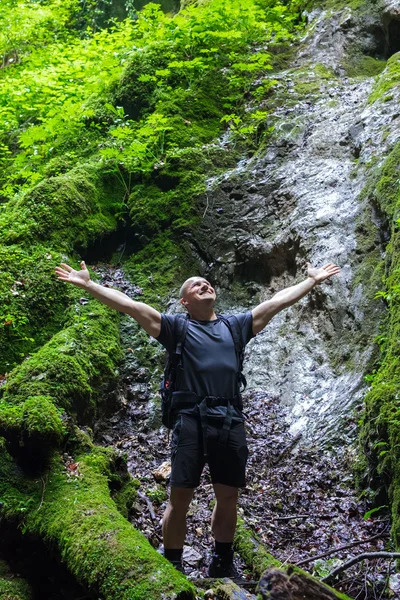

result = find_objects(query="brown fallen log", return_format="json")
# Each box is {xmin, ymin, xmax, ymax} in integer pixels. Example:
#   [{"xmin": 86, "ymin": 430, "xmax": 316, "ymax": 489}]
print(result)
[{"xmin": 257, "ymin": 567, "xmax": 350, "ymax": 600}]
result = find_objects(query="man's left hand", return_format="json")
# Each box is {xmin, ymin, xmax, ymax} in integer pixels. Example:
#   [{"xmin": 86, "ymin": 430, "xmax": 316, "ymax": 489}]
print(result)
[{"xmin": 307, "ymin": 262, "xmax": 341, "ymax": 284}]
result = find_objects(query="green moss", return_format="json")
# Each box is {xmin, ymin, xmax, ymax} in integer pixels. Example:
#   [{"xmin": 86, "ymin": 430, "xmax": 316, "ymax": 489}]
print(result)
[
  {"xmin": 0, "ymin": 164, "xmax": 123, "ymax": 251},
  {"xmin": 343, "ymin": 56, "xmax": 386, "ymax": 79},
  {"xmin": 0, "ymin": 396, "xmax": 67, "ymax": 447},
  {"xmin": 234, "ymin": 517, "xmax": 280, "ymax": 578},
  {"xmin": 0, "ymin": 300, "xmax": 122, "ymax": 451},
  {"xmin": 113, "ymin": 478, "xmax": 141, "ymax": 519},
  {"xmin": 0, "ymin": 244, "xmax": 75, "ymax": 372},
  {"xmin": 369, "ymin": 52, "xmax": 400, "ymax": 104},
  {"xmin": 0, "ymin": 443, "xmax": 195, "ymax": 600},
  {"xmin": 123, "ymin": 233, "xmax": 199, "ymax": 310},
  {"xmin": 359, "ymin": 141, "xmax": 400, "ymax": 549},
  {"xmin": 127, "ymin": 144, "xmax": 238, "ymax": 239},
  {"xmin": 0, "ymin": 560, "xmax": 32, "ymax": 600},
  {"xmin": 269, "ymin": 63, "xmax": 338, "ymax": 110}
]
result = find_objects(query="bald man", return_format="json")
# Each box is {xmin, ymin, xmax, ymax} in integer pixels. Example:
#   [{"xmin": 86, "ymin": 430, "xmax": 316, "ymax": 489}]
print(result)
[{"xmin": 56, "ymin": 261, "xmax": 340, "ymax": 576}]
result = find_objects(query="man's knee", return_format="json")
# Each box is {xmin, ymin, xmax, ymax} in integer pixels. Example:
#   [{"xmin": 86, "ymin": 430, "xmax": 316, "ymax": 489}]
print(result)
[
  {"xmin": 168, "ymin": 486, "xmax": 194, "ymax": 512},
  {"xmin": 213, "ymin": 484, "xmax": 238, "ymax": 507}
]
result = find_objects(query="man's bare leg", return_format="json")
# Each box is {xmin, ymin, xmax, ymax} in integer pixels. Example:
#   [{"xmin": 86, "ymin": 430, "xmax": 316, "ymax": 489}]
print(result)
[
  {"xmin": 211, "ymin": 483, "xmax": 238, "ymax": 542},
  {"xmin": 208, "ymin": 483, "xmax": 239, "ymax": 577},
  {"xmin": 162, "ymin": 486, "xmax": 194, "ymax": 550}
]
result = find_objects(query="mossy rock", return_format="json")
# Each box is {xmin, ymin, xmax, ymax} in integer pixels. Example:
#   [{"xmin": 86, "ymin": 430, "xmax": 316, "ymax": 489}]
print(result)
[
  {"xmin": 0, "ymin": 395, "xmax": 67, "ymax": 448},
  {"xmin": 0, "ymin": 164, "xmax": 123, "ymax": 251},
  {"xmin": 369, "ymin": 52, "xmax": 400, "ymax": 104},
  {"xmin": 0, "ymin": 301, "xmax": 122, "ymax": 451},
  {"xmin": 342, "ymin": 55, "xmax": 386, "ymax": 79},
  {"xmin": 0, "ymin": 443, "xmax": 195, "ymax": 600},
  {"xmin": 359, "ymin": 140, "xmax": 400, "ymax": 550},
  {"xmin": 123, "ymin": 233, "xmax": 199, "ymax": 310}
]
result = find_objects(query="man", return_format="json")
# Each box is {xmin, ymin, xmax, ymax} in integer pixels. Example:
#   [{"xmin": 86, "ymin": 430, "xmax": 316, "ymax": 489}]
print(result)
[{"xmin": 56, "ymin": 260, "xmax": 340, "ymax": 576}]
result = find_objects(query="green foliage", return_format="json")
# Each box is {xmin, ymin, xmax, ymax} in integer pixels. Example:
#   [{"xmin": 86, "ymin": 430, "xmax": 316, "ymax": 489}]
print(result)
[
  {"xmin": 0, "ymin": 245, "xmax": 74, "ymax": 371},
  {"xmin": 146, "ymin": 486, "xmax": 168, "ymax": 505},
  {"xmin": 0, "ymin": 0, "xmax": 302, "ymax": 237}
]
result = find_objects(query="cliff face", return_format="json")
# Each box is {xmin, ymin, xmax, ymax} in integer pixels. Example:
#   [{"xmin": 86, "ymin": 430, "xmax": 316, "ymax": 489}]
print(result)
[
  {"xmin": 189, "ymin": 2, "xmax": 399, "ymax": 445},
  {"xmin": 0, "ymin": 0, "xmax": 400, "ymax": 596}
]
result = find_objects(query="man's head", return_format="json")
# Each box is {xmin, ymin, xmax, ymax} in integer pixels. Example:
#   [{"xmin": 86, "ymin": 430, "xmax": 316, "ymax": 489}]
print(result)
[{"xmin": 179, "ymin": 277, "xmax": 216, "ymax": 313}]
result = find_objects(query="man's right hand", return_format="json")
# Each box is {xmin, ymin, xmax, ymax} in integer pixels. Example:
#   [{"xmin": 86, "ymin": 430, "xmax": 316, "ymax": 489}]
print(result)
[
  {"xmin": 56, "ymin": 261, "xmax": 90, "ymax": 289},
  {"xmin": 55, "ymin": 260, "xmax": 162, "ymax": 337}
]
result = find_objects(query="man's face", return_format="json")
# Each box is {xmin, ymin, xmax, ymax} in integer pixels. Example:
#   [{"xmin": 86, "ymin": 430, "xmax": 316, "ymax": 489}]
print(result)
[{"xmin": 180, "ymin": 277, "xmax": 216, "ymax": 309}]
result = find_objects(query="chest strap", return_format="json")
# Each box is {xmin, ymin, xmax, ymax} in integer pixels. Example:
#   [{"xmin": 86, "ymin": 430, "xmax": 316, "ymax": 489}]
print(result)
[{"xmin": 171, "ymin": 392, "xmax": 243, "ymax": 457}]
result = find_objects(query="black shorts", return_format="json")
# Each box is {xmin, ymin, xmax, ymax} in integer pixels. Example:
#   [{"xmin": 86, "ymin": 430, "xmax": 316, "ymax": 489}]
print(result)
[{"xmin": 170, "ymin": 413, "xmax": 248, "ymax": 489}]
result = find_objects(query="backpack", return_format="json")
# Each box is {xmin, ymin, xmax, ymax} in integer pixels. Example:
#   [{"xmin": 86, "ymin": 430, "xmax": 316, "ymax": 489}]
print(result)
[{"xmin": 160, "ymin": 313, "xmax": 247, "ymax": 428}]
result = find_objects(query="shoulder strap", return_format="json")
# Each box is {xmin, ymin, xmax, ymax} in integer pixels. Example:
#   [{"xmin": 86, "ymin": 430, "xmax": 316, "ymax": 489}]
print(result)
[
  {"xmin": 219, "ymin": 314, "xmax": 247, "ymax": 392},
  {"xmin": 171, "ymin": 313, "xmax": 190, "ymax": 364}
]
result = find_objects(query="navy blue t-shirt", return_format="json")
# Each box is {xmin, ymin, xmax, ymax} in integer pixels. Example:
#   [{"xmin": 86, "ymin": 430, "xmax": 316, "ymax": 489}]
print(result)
[{"xmin": 156, "ymin": 312, "xmax": 254, "ymax": 419}]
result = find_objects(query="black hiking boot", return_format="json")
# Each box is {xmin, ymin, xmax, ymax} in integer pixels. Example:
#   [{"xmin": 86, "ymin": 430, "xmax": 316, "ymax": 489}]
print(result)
[
  {"xmin": 207, "ymin": 551, "xmax": 237, "ymax": 578},
  {"xmin": 169, "ymin": 560, "xmax": 185, "ymax": 574}
]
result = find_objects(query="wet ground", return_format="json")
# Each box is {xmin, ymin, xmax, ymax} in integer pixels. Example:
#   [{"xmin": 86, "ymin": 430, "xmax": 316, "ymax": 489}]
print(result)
[{"xmin": 96, "ymin": 381, "xmax": 395, "ymax": 599}]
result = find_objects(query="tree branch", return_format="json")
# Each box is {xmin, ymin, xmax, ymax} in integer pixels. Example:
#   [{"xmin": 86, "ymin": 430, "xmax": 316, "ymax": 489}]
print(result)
[
  {"xmin": 296, "ymin": 532, "xmax": 387, "ymax": 567},
  {"xmin": 322, "ymin": 552, "xmax": 400, "ymax": 583}
]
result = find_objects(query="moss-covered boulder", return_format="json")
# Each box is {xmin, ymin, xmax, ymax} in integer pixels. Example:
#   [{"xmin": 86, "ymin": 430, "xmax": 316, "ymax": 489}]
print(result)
[
  {"xmin": 0, "ymin": 300, "xmax": 122, "ymax": 451},
  {"xmin": 0, "ymin": 244, "xmax": 74, "ymax": 372},
  {"xmin": 0, "ymin": 439, "xmax": 195, "ymax": 600},
  {"xmin": 0, "ymin": 164, "xmax": 123, "ymax": 251},
  {"xmin": 369, "ymin": 51, "xmax": 400, "ymax": 104}
]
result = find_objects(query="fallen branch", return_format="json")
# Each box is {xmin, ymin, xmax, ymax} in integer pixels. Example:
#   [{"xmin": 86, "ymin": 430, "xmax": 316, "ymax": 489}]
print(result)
[
  {"xmin": 137, "ymin": 490, "xmax": 157, "ymax": 523},
  {"xmin": 273, "ymin": 433, "xmax": 302, "ymax": 465},
  {"xmin": 296, "ymin": 531, "xmax": 387, "ymax": 566},
  {"xmin": 322, "ymin": 552, "xmax": 400, "ymax": 583},
  {"xmin": 275, "ymin": 514, "xmax": 335, "ymax": 521}
]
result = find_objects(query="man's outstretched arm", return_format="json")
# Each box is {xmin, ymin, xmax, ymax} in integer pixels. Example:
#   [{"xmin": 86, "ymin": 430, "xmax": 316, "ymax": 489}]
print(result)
[
  {"xmin": 55, "ymin": 261, "xmax": 161, "ymax": 337},
  {"xmin": 251, "ymin": 263, "xmax": 341, "ymax": 335}
]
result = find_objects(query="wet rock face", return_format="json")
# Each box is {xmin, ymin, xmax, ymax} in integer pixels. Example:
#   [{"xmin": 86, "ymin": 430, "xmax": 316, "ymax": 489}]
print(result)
[{"xmin": 180, "ymin": 6, "xmax": 400, "ymax": 444}]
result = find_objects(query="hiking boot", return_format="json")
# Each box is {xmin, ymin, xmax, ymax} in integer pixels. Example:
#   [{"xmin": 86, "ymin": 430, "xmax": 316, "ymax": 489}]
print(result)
[
  {"xmin": 207, "ymin": 551, "xmax": 237, "ymax": 578},
  {"xmin": 170, "ymin": 559, "xmax": 185, "ymax": 574}
]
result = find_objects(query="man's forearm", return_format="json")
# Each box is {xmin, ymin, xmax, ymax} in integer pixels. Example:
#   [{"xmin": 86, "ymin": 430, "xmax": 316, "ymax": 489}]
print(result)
[
  {"xmin": 252, "ymin": 277, "xmax": 317, "ymax": 334},
  {"xmin": 84, "ymin": 281, "xmax": 134, "ymax": 313},
  {"xmin": 271, "ymin": 277, "xmax": 316, "ymax": 309}
]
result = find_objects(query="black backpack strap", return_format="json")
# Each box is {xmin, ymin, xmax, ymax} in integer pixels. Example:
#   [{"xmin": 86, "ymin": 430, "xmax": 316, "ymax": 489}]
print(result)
[
  {"xmin": 161, "ymin": 313, "xmax": 190, "ymax": 429},
  {"xmin": 219, "ymin": 314, "xmax": 247, "ymax": 393},
  {"xmin": 172, "ymin": 313, "xmax": 189, "ymax": 364}
]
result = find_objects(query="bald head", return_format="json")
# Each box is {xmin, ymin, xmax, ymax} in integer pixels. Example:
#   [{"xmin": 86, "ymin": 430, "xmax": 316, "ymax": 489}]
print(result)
[{"xmin": 179, "ymin": 277, "xmax": 210, "ymax": 299}]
